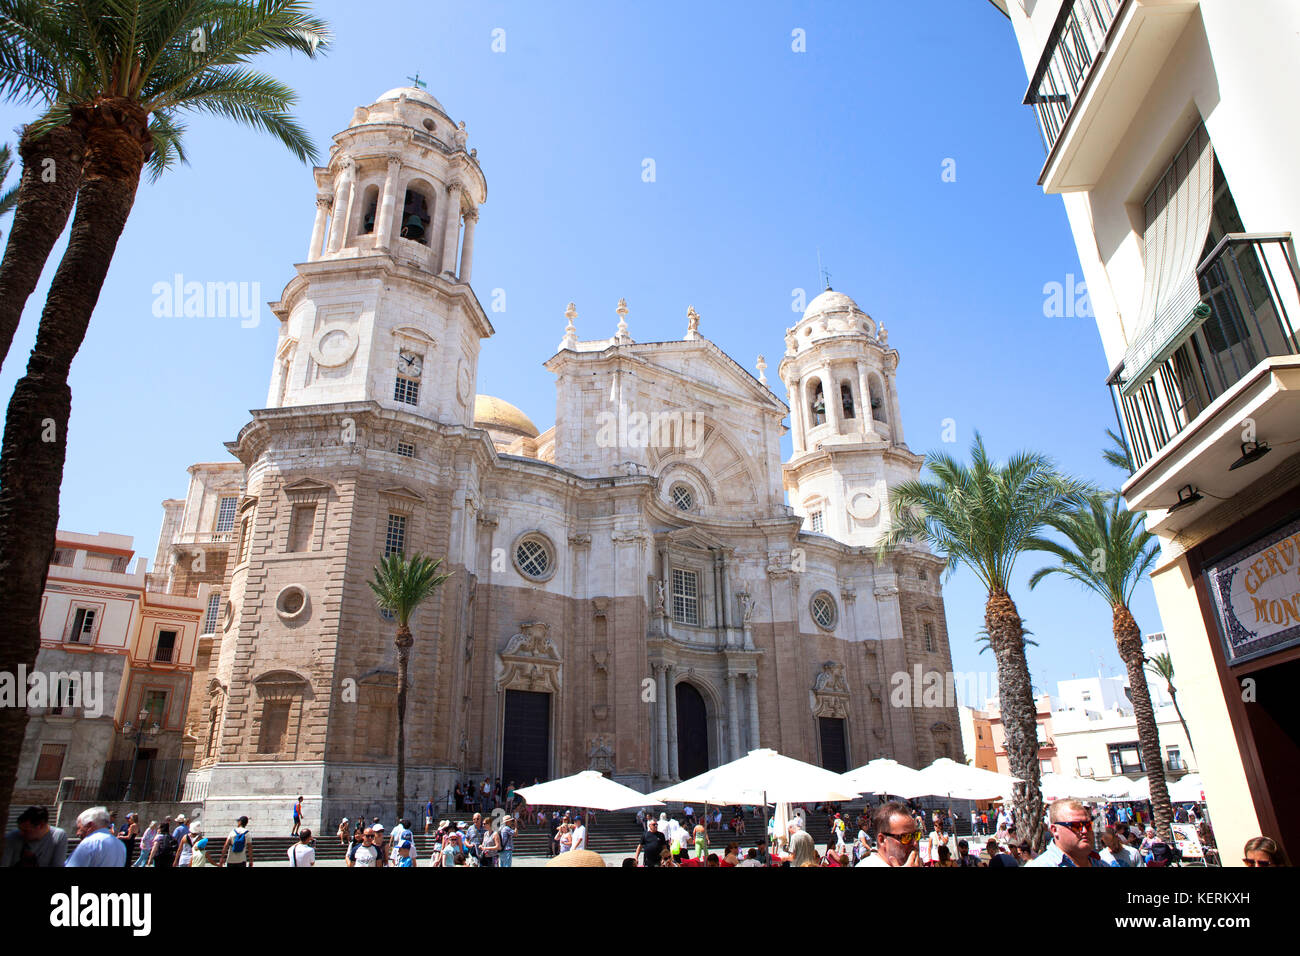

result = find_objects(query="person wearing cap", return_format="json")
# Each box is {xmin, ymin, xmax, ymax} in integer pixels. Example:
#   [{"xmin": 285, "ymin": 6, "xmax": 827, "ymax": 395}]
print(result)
[
  {"xmin": 571, "ymin": 815, "xmax": 587, "ymax": 852},
  {"xmin": 395, "ymin": 839, "xmax": 416, "ymax": 867},
  {"xmin": 498, "ymin": 815, "xmax": 516, "ymax": 868},
  {"xmin": 171, "ymin": 814, "xmax": 189, "ymax": 857},
  {"xmin": 337, "ymin": 817, "xmax": 351, "ymax": 846},
  {"xmin": 371, "ymin": 821, "xmax": 387, "ymax": 866},
  {"xmin": 190, "ymin": 836, "xmax": 213, "ymax": 866},
  {"xmin": 174, "ymin": 821, "xmax": 203, "ymax": 867},
  {"xmin": 221, "ymin": 816, "xmax": 254, "ymax": 867},
  {"xmin": 635, "ymin": 817, "xmax": 669, "ymax": 867}
]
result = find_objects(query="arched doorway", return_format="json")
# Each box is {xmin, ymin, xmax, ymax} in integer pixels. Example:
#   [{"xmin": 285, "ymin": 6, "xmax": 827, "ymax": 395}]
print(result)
[
  {"xmin": 501, "ymin": 690, "xmax": 550, "ymax": 787},
  {"xmin": 676, "ymin": 682, "xmax": 710, "ymax": 779}
]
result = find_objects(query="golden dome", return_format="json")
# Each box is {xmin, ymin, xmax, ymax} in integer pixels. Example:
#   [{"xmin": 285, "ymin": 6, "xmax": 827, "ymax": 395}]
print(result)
[{"xmin": 473, "ymin": 394, "xmax": 540, "ymax": 439}]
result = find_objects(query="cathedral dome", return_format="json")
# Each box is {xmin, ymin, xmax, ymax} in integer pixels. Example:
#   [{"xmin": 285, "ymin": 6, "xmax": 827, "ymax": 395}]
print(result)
[
  {"xmin": 474, "ymin": 395, "xmax": 540, "ymax": 441},
  {"xmin": 802, "ymin": 289, "xmax": 868, "ymax": 322},
  {"xmin": 374, "ymin": 86, "xmax": 446, "ymax": 113}
]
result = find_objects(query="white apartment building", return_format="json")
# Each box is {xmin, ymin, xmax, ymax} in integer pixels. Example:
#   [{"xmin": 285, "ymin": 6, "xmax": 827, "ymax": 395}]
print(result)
[{"xmin": 988, "ymin": 0, "xmax": 1300, "ymax": 864}]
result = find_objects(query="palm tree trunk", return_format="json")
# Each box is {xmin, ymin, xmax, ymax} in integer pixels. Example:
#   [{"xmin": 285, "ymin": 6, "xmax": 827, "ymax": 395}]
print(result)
[
  {"xmin": 395, "ymin": 627, "xmax": 413, "ymax": 822},
  {"xmin": 1166, "ymin": 683, "xmax": 1194, "ymax": 754},
  {"xmin": 1114, "ymin": 603, "xmax": 1174, "ymax": 843},
  {"xmin": 0, "ymin": 97, "xmax": 146, "ymax": 829},
  {"xmin": 0, "ymin": 125, "xmax": 85, "ymax": 367},
  {"xmin": 985, "ymin": 588, "xmax": 1046, "ymax": 851}
]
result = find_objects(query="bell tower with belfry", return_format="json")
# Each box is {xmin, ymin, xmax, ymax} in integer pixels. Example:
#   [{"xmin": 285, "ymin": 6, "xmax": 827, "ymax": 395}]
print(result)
[
  {"xmin": 268, "ymin": 85, "xmax": 492, "ymax": 426},
  {"xmin": 780, "ymin": 286, "xmax": 924, "ymax": 547}
]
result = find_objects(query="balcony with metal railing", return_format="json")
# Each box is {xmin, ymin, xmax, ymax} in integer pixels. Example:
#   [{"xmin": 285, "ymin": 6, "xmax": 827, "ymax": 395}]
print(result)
[
  {"xmin": 1110, "ymin": 234, "xmax": 1300, "ymax": 465},
  {"xmin": 1111, "ymin": 233, "xmax": 1300, "ymax": 523},
  {"xmin": 1024, "ymin": 0, "xmax": 1200, "ymax": 192}
]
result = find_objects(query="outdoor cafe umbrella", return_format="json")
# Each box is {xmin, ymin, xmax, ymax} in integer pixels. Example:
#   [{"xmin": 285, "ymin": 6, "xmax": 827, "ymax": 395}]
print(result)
[
  {"xmin": 1040, "ymin": 772, "xmax": 1115, "ymax": 802},
  {"xmin": 1168, "ymin": 773, "xmax": 1205, "ymax": 804},
  {"xmin": 648, "ymin": 748, "xmax": 860, "ymax": 805},
  {"xmin": 515, "ymin": 770, "xmax": 662, "ymax": 844},
  {"xmin": 842, "ymin": 758, "xmax": 928, "ymax": 799},
  {"xmin": 913, "ymin": 758, "xmax": 1022, "ymax": 801}
]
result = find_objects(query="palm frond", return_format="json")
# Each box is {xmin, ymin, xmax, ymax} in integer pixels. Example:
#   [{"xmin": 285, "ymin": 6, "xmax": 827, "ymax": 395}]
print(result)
[{"xmin": 367, "ymin": 553, "xmax": 451, "ymax": 628}]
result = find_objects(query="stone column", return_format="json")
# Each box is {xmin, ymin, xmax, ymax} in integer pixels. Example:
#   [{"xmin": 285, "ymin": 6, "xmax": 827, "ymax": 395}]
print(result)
[
  {"xmin": 440, "ymin": 182, "xmax": 462, "ymax": 275},
  {"xmin": 459, "ymin": 209, "xmax": 478, "ymax": 282},
  {"xmin": 326, "ymin": 175, "xmax": 353, "ymax": 253},
  {"xmin": 375, "ymin": 154, "xmax": 402, "ymax": 250},
  {"xmin": 666, "ymin": 666, "xmax": 679, "ymax": 780},
  {"xmin": 790, "ymin": 378, "xmax": 808, "ymax": 454},
  {"xmin": 308, "ymin": 195, "xmax": 331, "ymax": 260},
  {"xmin": 747, "ymin": 672, "xmax": 760, "ymax": 750},
  {"xmin": 655, "ymin": 664, "xmax": 668, "ymax": 779},
  {"xmin": 858, "ymin": 365, "xmax": 875, "ymax": 437},
  {"xmin": 823, "ymin": 365, "xmax": 842, "ymax": 434},
  {"xmin": 726, "ymin": 672, "xmax": 740, "ymax": 761}
]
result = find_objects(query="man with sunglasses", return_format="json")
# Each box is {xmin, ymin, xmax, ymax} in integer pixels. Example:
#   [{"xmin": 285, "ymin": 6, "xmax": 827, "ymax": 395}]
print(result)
[
  {"xmin": 1026, "ymin": 799, "xmax": 1109, "ymax": 867},
  {"xmin": 856, "ymin": 801, "xmax": 922, "ymax": 867}
]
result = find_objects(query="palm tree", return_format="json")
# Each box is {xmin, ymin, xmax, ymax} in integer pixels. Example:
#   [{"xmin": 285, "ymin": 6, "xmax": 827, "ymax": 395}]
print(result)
[
  {"xmin": 1103, "ymin": 428, "xmax": 1134, "ymax": 474},
  {"xmin": 884, "ymin": 433, "xmax": 1086, "ymax": 851},
  {"xmin": 1146, "ymin": 651, "xmax": 1193, "ymax": 754},
  {"xmin": 0, "ymin": 143, "xmax": 18, "ymax": 226},
  {"xmin": 368, "ymin": 554, "xmax": 451, "ymax": 821},
  {"xmin": 1027, "ymin": 492, "xmax": 1174, "ymax": 842},
  {"xmin": 0, "ymin": 0, "xmax": 329, "ymax": 830},
  {"xmin": 0, "ymin": 2, "xmax": 96, "ymax": 369}
]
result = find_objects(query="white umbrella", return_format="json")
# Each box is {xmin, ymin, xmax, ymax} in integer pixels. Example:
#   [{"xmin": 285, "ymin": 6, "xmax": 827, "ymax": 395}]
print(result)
[
  {"xmin": 1040, "ymin": 772, "xmax": 1113, "ymax": 802},
  {"xmin": 771, "ymin": 802, "xmax": 792, "ymax": 849},
  {"xmin": 515, "ymin": 770, "xmax": 662, "ymax": 811},
  {"xmin": 842, "ymin": 758, "xmax": 928, "ymax": 799},
  {"xmin": 1119, "ymin": 776, "xmax": 1150, "ymax": 801},
  {"xmin": 913, "ymin": 758, "xmax": 1022, "ymax": 800},
  {"xmin": 648, "ymin": 748, "xmax": 859, "ymax": 805},
  {"xmin": 1167, "ymin": 773, "xmax": 1204, "ymax": 803}
]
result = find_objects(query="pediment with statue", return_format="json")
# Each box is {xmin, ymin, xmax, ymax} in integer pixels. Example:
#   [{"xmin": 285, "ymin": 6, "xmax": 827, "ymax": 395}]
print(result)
[{"xmin": 496, "ymin": 621, "xmax": 562, "ymax": 693}]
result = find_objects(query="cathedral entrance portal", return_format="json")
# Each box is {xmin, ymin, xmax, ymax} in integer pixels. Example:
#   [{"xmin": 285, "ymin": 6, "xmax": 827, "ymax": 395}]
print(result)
[
  {"xmin": 818, "ymin": 717, "xmax": 848, "ymax": 773},
  {"xmin": 501, "ymin": 690, "xmax": 550, "ymax": 786},
  {"xmin": 675, "ymin": 682, "xmax": 709, "ymax": 779}
]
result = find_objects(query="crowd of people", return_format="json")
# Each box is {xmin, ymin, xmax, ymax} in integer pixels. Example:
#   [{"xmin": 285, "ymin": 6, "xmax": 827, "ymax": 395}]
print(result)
[
  {"xmin": 3, "ymin": 794, "xmax": 1285, "ymax": 869},
  {"xmin": 622, "ymin": 798, "xmax": 1284, "ymax": 868}
]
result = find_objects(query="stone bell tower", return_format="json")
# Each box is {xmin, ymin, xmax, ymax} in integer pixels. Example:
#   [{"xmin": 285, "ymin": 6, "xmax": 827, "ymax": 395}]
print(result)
[
  {"xmin": 780, "ymin": 288, "xmax": 922, "ymax": 547},
  {"xmin": 266, "ymin": 86, "xmax": 492, "ymax": 426}
]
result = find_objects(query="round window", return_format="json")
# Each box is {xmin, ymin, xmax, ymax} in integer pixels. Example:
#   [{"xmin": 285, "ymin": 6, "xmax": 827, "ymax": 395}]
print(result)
[
  {"xmin": 670, "ymin": 483, "xmax": 694, "ymax": 512},
  {"xmin": 513, "ymin": 534, "xmax": 555, "ymax": 581},
  {"xmin": 811, "ymin": 592, "xmax": 837, "ymax": 631},
  {"xmin": 275, "ymin": 585, "xmax": 309, "ymax": 621}
]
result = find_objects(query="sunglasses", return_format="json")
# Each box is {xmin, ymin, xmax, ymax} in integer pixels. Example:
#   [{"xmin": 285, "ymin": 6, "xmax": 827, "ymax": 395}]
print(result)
[
  {"xmin": 1242, "ymin": 859, "xmax": 1273, "ymax": 867},
  {"xmin": 1053, "ymin": 820, "xmax": 1093, "ymax": 834},
  {"xmin": 882, "ymin": 829, "xmax": 921, "ymax": 846}
]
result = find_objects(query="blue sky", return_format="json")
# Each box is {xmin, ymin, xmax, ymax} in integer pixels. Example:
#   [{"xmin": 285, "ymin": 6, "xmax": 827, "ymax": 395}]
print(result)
[{"xmin": 0, "ymin": 0, "xmax": 1161, "ymax": 703}]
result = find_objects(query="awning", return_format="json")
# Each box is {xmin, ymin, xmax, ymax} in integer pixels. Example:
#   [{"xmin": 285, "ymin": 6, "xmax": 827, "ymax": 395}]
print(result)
[{"xmin": 1120, "ymin": 123, "xmax": 1215, "ymax": 394}]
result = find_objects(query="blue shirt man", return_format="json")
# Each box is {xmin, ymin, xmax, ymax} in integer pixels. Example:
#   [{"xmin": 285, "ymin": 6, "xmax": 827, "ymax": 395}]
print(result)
[{"xmin": 66, "ymin": 809, "xmax": 127, "ymax": 868}]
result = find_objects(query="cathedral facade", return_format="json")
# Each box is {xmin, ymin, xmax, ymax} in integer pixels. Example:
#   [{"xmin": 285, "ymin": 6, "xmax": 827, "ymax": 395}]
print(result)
[{"xmin": 154, "ymin": 87, "xmax": 962, "ymax": 825}]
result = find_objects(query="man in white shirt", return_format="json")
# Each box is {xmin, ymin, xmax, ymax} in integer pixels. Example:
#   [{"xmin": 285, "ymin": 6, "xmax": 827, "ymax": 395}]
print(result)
[
  {"xmin": 288, "ymin": 830, "xmax": 315, "ymax": 867},
  {"xmin": 348, "ymin": 828, "xmax": 380, "ymax": 867},
  {"xmin": 856, "ymin": 802, "xmax": 922, "ymax": 868},
  {"xmin": 571, "ymin": 816, "xmax": 587, "ymax": 851},
  {"xmin": 389, "ymin": 819, "xmax": 411, "ymax": 864}
]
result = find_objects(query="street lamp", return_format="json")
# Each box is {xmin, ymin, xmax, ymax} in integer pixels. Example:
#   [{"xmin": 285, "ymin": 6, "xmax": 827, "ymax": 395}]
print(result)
[{"xmin": 121, "ymin": 709, "xmax": 160, "ymax": 802}]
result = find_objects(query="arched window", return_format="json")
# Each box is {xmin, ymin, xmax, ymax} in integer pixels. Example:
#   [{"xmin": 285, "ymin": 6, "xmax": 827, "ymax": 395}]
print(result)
[
  {"xmin": 400, "ymin": 187, "xmax": 431, "ymax": 244},
  {"xmin": 840, "ymin": 381, "xmax": 855, "ymax": 419},
  {"xmin": 359, "ymin": 184, "xmax": 379, "ymax": 235},
  {"xmin": 808, "ymin": 378, "xmax": 826, "ymax": 427},
  {"xmin": 869, "ymin": 375, "xmax": 889, "ymax": 424}
]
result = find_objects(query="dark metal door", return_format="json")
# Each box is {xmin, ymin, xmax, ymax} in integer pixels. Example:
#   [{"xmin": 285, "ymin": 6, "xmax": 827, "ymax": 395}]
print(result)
[
  {"xmin": 819, "ymin": 717, "xmax": 848, "ymax": 773},
  {"xmin": 676, "ymin": 682, "xmax": 709, "ymax": 778},
  {"xmin": 502, "ymin": 690, "xmax": 550, "ymax": 786}
]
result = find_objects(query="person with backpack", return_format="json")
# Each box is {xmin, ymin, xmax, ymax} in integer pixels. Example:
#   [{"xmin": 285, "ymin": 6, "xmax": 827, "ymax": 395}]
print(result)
[
  {"xmin": 221, "ymin": 816, "xmax": 253, "ymax": 867},
  {"xmin": 148, "ymin": 817, "xmax": 178, "ymax": 868}
]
